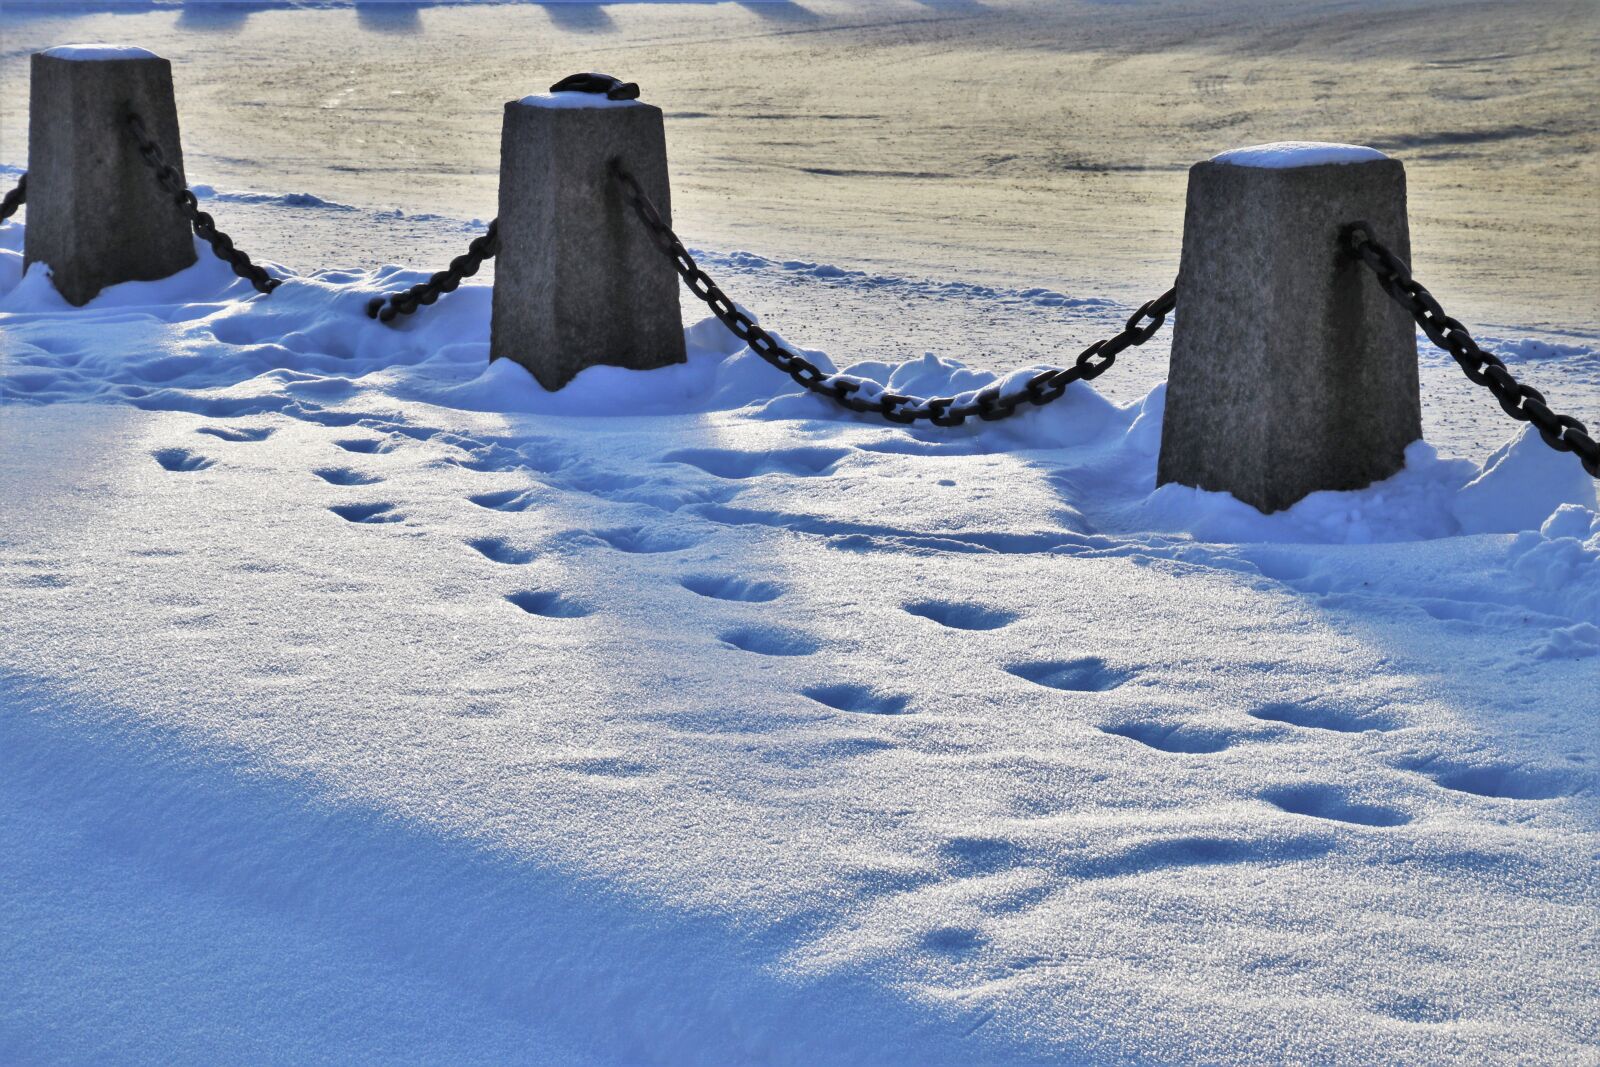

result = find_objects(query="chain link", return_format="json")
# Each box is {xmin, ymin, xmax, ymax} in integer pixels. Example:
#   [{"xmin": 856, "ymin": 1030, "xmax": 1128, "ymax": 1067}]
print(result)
[
  {"xmin": 125, "ymin": 113, "xmax": 281, "ymax": 295},
  {"xmin": 367, "ymin": 221, "xmax": 499, "ymax": 323},
  {"xmin": 611, "ymin": 160, "xmax": 1174, "ymax": 427},
  {"xmin": 0, "ymin": 173, "xmax": 24, "ymax": 222},
  {"xmin": 1347, "ymin": 224, "xmax": 1598, "ymax": 480},
  {"xmin": 548, "ymin": 72, "xmax": 639, "ymax": 100}
]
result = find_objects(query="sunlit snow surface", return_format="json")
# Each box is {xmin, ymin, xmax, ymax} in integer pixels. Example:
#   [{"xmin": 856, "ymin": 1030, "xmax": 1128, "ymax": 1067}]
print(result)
[
  {"xmin": 37, "ymin": 42, "xmax": 160, "ymax": 61},
  {"xmin": 1210, "ymin": 141, "xmax": 1391, "ymax": 168},
  {"xmin": 518, "ymin": 90, "xmax": 647, "ymax": 110},
  {"xmin": 1, "ymin": 216, "xmax": 1597, "ymax": 1065}
]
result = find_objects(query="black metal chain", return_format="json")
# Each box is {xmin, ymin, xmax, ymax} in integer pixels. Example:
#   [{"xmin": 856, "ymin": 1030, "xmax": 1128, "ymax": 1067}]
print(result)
[
  {"xmin": 367, "ymin": 221, "xmax": 499, "ymax": 323},
  {"xmin": 548, "ymin": 72, "xmax": 639, "ymax": 100},
  {"xmin": 0, "ymin": 173, "xmax": 24, "ymax": 222},
  {"xmin": 125, "ymin": 112, "xmax": 281, "ymax": 295},
  {"xmin": 1347, "ymin": 225, "xmax": 1597, "ymax": 479},
  {"xmin": 611, "ymin": 160, "xmax": 1174, "ymax": 426}
]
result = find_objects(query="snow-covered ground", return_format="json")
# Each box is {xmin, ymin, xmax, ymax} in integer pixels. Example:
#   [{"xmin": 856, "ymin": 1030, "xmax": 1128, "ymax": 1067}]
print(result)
[
  {"xmin": 4, "ymin": 2, "xmax": 1599, "ymax": 1061},
  {"xmin": 2, "ymin": 187, "xmax": 1598, "ymax": 1063}
]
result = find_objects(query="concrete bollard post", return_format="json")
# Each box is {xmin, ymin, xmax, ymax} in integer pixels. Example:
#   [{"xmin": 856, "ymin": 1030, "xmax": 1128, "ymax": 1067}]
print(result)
[
  {"xmin": 25, "ymin": 45, "xmax": 197, "ymax": 307},
  {"xmin": 490, "ymin": 82, "xmax": 685, "ymax": 391},
  {"xmin": 1157, "ymin": 142, "xmax": 1422, "ymax": 513}
]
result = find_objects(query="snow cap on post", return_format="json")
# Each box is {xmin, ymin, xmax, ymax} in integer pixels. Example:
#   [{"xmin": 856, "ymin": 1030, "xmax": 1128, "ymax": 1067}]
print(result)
[
  {"xmin": 1157, "ymin": 140, "xmax": 1422, "ymax": 513},
  {"xmin": 490, "ymin": 72, "xmax": 685, "ymax": 390},
  {"xmin": 25, "ymin": 45, "xmax": 196, "ymax": 306}
]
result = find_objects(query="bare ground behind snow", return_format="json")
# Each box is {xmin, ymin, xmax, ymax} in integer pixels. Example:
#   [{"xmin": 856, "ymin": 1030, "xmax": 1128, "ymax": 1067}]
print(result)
[{"xmin": 1, "ymin": 0, "xmax": 1596, "ymax": 333}]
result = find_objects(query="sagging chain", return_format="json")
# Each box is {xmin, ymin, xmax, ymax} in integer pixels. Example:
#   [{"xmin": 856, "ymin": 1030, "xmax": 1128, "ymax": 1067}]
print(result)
[
  {"xmin": 125, "ymin": 112, "xmax": 281, "ymax": 295},
  {"xmin": 367, "ymin": 221, "xmax": 499, "ymax": 323},
  {"xmin": 611, "ymin": 160, "xmax": 1174, "ymax": 426},
  {"xmin": 0, "ymin": 173, "xmax": 24, "ymax": 222},
  {"xmin": 1348, "ymin": 225, "xmax": 1597, "ymax": 479}
]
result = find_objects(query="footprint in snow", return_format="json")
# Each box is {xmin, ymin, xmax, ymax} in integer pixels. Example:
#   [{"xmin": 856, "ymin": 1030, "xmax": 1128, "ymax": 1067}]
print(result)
[
  {"xmin": 314, "ymin": 466, "xmax": 383, "ymax": 486},
  {"xmin": 505, "ymin": 590, "xmax": 593, "ymax": 619},
  {"xmin": 152, "ymin": 447, "xmax": 215, "ymax": 472},
  {"xmin": 468, "ymin": 537, "xmax": 538, "ymax": 565},
  {"xmin": 904, "ymin": 599, "xmax": 1018, "ymax": 631},
  {"xmin": 1102, "ymin": 720, "xmax": 1234, "ymax": 754},
  {"xmin": 591, "ymin": 526, "xmax": 703, "ymax": 554},
  {"xmin": 1261, "ymin": 784, "xmax": 1411, "ymax": 827},
  {"xmin": 680, "ymin": 574, "xmax": 786, "ymax": 602},
  {"xmin": 1007, "ymin": 657, "xmax": 1135, "ymax": 692},
  {"xmin": 659, "ymin": 445, "xmax": 850, "ymax": 479},
  {"xmin": 939, "ymin": 835, "xmax": 1025, "ymax": 874},
  {"xmin": 334, "ymin": 437, "xmax": 397, "ymax": 455},
  {"xmin": 1248, "ymin": 700, "xmax": 1399, "ymax": 733},
  {"xmin": 1398, "ymin": 757, "xmax": 1581, "ymax": 801},
  {"xmin": 921, "ymin": 927, "xmax": 984, "ymax": 955},
  {"xmin": 196, "ymin": 425, "xmax": 274, "ymax": 442},
  {"xmin": 801, "ymin": 683, "xmax": 911, "ymax": 715},
  {"xmin": 720, "ymin": 625, "xmax": 820, "ymax": 656},
  {"xmin": 468, "ymin": 489, "xmax": 537, "ymax": 512},
  {"xmin": 329, "ymin": 502, "xmax": 404, "ymax": 524}
]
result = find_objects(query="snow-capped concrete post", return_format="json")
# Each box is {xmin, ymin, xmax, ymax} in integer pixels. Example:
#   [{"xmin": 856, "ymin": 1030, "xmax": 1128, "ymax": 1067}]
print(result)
[
  {"xmin": 25, "ymin": 45, "xmax": 197, "ymax": 306},
  {"xmin": 1157, "ymin": 142, "xmax": 1421, "ymax": 513},
  {"xmin": 490, "ymin": 77, "xmax": 685, "ymax": 390}
]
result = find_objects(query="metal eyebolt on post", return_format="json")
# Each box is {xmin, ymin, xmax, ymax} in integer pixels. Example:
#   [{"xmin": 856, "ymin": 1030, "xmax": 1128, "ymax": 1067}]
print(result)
[{"xmin": 1347, "ymin": 224, "xmax": 1598, "ymax": 480}]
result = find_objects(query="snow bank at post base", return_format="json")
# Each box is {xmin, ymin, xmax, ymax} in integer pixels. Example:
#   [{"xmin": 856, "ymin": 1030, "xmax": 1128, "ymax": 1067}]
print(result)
[{"xmin": 1, "ymin": 214, "xmax": 1594, "ymax": 611}]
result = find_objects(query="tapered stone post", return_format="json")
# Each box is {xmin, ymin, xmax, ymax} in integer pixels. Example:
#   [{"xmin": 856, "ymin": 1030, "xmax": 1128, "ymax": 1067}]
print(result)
[
  {"xmin": 1157, "ymin": 142, "xmax": 1421, "ymax": 513},
  {"xmin": 25, "ymin": 45, "xmax": 196, "ymax": 306},
  {"xmin": 490, "ymin": 89, "xmax": 685, "ymax": 390}
]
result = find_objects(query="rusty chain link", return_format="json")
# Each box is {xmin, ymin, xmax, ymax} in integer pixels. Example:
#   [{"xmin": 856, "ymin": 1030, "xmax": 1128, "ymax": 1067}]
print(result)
[
  {"xmin": 0, "ymin": 173, "xmax": 24, "ymax": 222},
  {"xmin": 125, "ymin": 112, "xmax": 281, "ymax": 295},
  {"xmin": 1348, "ymin": 224, "xmax": 1597, "ymax": 479},
  {"xmin": 367, "ymin": 221, "xmax": 499, "ymax": 323},
  {"xmin": 611, "ymin": 160, "xmax": 1173, "ymax": 426}
]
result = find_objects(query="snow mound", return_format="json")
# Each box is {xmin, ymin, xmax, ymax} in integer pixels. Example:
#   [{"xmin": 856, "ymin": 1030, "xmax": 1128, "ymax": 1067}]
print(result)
[
  {"xmin": 1454, "ymin": 427, "xmax": 1599, "ymax": 534},
  {"xmin": 39, "ymin": 43, "xmax": 159, "ymax": 61},
  {"xmin": 1211, "ymin": 141, "xmax": 1390, "ymax": 168},
  {"xmin": 518, "ymin": 92, "xmax": 646, "ymax": 109}
]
